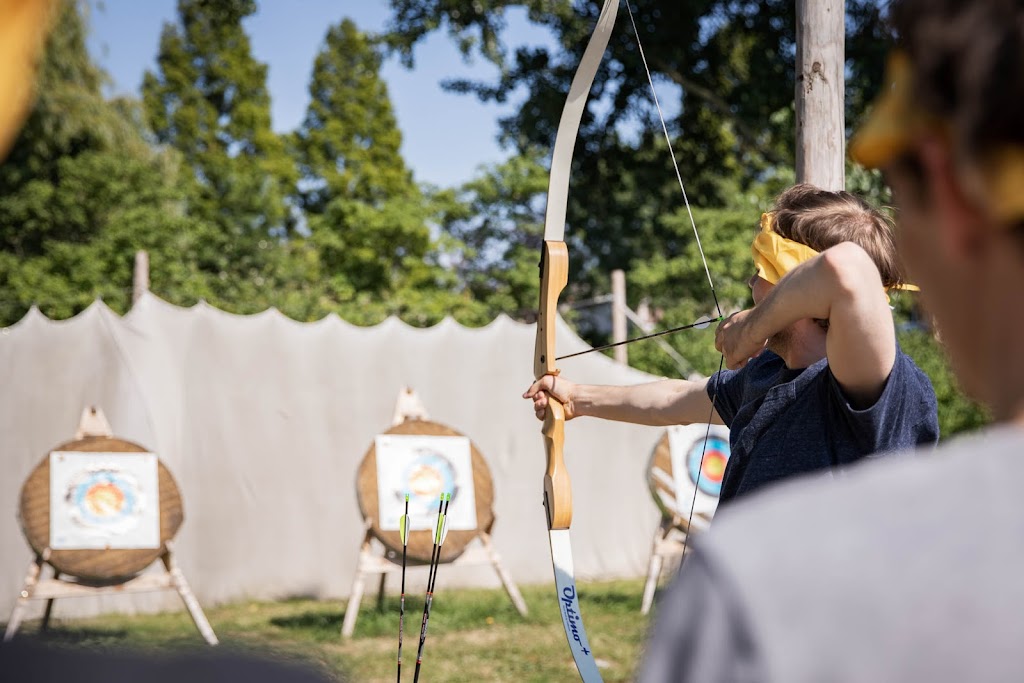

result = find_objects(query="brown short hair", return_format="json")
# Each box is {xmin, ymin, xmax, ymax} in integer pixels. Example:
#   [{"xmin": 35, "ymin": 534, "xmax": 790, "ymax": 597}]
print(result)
[{"xmin": 770, "ymin": 184, "xmax": 905, "ymax": 289}]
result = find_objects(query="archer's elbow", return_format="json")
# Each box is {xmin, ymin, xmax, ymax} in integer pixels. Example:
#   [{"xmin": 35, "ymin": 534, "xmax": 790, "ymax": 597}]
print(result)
[{"xmin": 820, "ymin": 242, "xmax": 885, "ymax": 302}]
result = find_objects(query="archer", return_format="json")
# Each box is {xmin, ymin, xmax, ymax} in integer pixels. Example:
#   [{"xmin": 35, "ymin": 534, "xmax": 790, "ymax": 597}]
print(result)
[{"xmin": 524, "ymin": 185, "xmax": 939, "ymax": 507}]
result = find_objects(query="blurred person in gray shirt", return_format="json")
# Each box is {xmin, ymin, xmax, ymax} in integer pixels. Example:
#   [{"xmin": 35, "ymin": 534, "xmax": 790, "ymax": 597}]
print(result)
[{"xmin": 639, "ymin": 0, "xmax": 1024, "ymax": 681}]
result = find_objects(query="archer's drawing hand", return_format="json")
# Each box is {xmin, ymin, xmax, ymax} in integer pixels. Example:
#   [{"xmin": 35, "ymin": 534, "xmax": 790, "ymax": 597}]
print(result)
[
  {"xmin": 523, "ymin": 375, "xmax": 579, "ymax": 421},
  {"xmin": 715, "ymin": 310, "xmax": 768, "ymax": 370}
]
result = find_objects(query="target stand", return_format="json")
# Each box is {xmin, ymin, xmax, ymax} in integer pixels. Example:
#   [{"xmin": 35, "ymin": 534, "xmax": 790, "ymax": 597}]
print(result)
[
  {"xmin": 341, "ymin": 388, "xmax": 527, "ymax": 638},
  {"xmin": 641, "ymin": 423, "xmax": 731, "ymax": 615},
  {"xmin": 3, "ymin": 407, "xmax": 217, "ymax": 645}
]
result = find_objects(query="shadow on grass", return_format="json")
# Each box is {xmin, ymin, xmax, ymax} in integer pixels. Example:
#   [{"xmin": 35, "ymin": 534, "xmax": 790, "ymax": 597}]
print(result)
[
  {"xmin": 270, "ymin": 610, "xmax": 343, "ymax": 632},
  {"xmin": 11, "ymin": 627, "xmax": 131, "ymax": 644}
]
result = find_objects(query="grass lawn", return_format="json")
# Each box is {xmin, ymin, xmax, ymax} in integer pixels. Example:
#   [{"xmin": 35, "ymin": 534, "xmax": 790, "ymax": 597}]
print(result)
[{"xmin": 3, "ymin": 579, "xmax": 656, "ymax": 682}]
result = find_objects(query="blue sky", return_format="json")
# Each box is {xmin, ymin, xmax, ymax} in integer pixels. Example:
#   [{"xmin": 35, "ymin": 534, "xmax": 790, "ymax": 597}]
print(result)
[{"xmin": 86, "ymin": 0, "xmax": 558, "ymax": 188}]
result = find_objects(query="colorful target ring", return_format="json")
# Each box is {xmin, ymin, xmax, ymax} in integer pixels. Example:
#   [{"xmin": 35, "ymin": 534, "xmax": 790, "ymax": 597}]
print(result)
[
  {"xmin": 686, "ymin": 435, "xmax": 730, "ymax": 497},
  {"xmin": 403, "ymin": 449, "xmax": 458, "ymax": 510}
]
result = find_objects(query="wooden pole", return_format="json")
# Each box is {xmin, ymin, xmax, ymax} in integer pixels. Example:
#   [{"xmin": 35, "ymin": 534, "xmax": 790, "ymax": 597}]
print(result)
[
  {"xmin": 611, "ymin": 269, "xmax": 627, "ymax": 365},
  {"xmin": 133, "ymin": 250, "xmax": 150, "ymax": 305},
  {"xmin": 795, "ymin": 0, "xmax": 845, "ymax": 190}
]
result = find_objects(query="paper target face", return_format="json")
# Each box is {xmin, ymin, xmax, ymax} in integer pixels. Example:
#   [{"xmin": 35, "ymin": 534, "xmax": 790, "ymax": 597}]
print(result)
[
  {"xmin": 686, "ymin": 434, "xmax": 730, "ymax": 497},
  {"xmin": 404, "ymin": 449, "xmax": 458, "ymax": 510},
  {"xmin": 376, "ymin": 434, "xmax": 477, "ymax": 532},
  {"xmin": 49, "ymin": 451, "xmax": 160, "ymax": 550},
  {"xmin": 666, "ymin": 424, "xmax": 732, "ymax": 517}
]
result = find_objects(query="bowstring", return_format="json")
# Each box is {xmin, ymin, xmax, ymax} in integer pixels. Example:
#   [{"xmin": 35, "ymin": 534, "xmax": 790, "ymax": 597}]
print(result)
[{"xmin": 623, "ymin": 1, "xmax": 725, "ymax": 562}]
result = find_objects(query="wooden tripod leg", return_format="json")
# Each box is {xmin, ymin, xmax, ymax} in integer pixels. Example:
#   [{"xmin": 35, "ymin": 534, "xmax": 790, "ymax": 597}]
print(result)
[
  {"xmin": 4, "ymin": 555, "xmax": 44, "ymax": 642},
  {"xmin": 341, "ymin": 524, "xmax": 374, "ymax": 639},
  {"xmin": 641, "ymin": 518, "xmax": 672, "ymax": 615},
  {"xmin": 479, "ymin": 532, "xmax": 528, "ymax": 616},
  {"xmin": 41, "ymin": 571, "xmax": 60, "ymax": 632},
  {"xmin": 162, "ymin": 544, "xmax": 219, "ymax": 646}
]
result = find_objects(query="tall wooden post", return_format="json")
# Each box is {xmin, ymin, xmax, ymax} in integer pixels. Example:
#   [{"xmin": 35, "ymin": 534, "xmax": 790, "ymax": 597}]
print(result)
[
  {"xmin": 795, "ymin": 0, "xmax": 845, "ymax": 190},
  {"xmin": 611, "ymin": 269, "xmax": 627, "ymax": 365},
  {"xmin": 133, "ymin": 250, "xmax": 150, "ymax": 305}
]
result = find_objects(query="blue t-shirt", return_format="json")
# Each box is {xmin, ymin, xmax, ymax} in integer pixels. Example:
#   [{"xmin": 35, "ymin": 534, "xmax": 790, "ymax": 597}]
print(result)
[{"xmin": 706, "ymin": 346, "xmax": 938, "ymax": 506}]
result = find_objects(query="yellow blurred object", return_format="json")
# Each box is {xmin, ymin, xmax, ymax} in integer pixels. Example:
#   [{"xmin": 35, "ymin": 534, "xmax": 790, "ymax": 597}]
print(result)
[
  {"xmin": 851, "ymin": 50, "xmax": 1024, "ymax": 224},
  {"xmin": 967, "ymin": 148, "xmax": 1024, "ymax": 225},
  {"xmin": 849, "ymin": 52, "xmax": 930, "ymax": 170},
  {"xmin": 752, "ymin": 212, "xmax": 920, "ymax": 295},
  {"xmin": 0, "ymin": 0, "xmax": 57, "ymax": 161}
]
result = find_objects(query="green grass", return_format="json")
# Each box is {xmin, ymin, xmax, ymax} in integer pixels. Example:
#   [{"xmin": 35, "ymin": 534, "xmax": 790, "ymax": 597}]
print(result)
[{"xmin": 4, "ymin": 579, "xmax": 655, "ymax": 682}]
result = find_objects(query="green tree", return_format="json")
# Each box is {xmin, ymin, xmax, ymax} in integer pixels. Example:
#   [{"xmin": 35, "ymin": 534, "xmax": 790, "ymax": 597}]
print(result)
[
  {"xmin": 435, "ymin": 151, "xmax": 549, "ymax": 319},
  {"xmin": 0, "ymin": 0, "xmax": 209, "ymax": 324},
  {"xmin": 383, "ymin": 0, "xmax": 890, "ymax": 298},
  {"xmin": 289, "ymin": 18, "xmax": 487, "ymax": 325},
  {"xmin": 142, "ymin": 0, "xmax": 298, "ymax": 310}
]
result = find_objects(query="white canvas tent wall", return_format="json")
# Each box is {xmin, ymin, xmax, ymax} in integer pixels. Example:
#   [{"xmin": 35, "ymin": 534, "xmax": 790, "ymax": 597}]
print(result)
[{"xmin": 0, "ymin": 293, "xmax": 682, "ymax": 619}]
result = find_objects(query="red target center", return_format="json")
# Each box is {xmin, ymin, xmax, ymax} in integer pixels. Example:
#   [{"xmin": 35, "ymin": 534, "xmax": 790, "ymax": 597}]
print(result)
[{"xmin": 702, "ymin": 452, "xmax": 727, "ymax": 482}]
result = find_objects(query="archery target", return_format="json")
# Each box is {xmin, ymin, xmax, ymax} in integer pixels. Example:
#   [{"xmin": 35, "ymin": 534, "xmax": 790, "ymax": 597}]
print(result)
[
  {"xmin": 375, "ymin": 434, "xmax": 477, "ymax": 532},
  {"xmin": 49, "ymin": 451, "xmax": 159, "ymax": 550},
  {"xmin": 662, "ymin": 423, "xmax": 732, "ymax": 518}
]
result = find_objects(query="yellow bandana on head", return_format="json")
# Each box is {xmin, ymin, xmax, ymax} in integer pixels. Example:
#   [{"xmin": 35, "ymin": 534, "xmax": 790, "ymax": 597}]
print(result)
[
  {"xmin": 751, "ymin": 212, "xmax": 819, "ymax": 285},
  {"xmin": 751, "ymin": 212, "xmax": 920, "ymax": 295}
]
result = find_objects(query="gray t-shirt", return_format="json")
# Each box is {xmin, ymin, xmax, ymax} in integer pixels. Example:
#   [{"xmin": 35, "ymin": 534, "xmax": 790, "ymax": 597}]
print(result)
[{"xmin": 638, "ymin": 425, "xmax": 1024, "ymax": 683}]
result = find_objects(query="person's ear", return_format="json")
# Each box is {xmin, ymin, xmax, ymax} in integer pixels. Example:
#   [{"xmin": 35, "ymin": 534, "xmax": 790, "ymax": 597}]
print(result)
[{"xmin": 919, "ymin": 136, "xmax": 988, "ymax": 260}]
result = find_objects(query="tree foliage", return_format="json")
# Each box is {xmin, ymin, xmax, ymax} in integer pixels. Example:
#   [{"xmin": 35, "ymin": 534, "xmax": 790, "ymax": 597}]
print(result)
[
  {"xmin": 0, "ymin": 0, "xmax": 986, "ymax": 436},
  {"xmin": 0, "ymin": 0, "xmax": 209, "ymax": 322}
]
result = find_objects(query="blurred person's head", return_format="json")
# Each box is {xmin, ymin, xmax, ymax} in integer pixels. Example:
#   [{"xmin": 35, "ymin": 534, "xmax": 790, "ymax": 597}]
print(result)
[{"xmin": 851, "ymin": 0, "xmax": 1024, "ymax": 420}]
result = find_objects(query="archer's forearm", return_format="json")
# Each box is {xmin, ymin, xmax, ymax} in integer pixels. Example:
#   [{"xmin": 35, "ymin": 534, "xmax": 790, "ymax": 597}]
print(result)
[
  {"xmin": 746, "ymin": 253, "xmax": 839, "ymax": 341},
  {"xmin": 573, "ymin": 378, "xmax": 722, "ymax": 426}
]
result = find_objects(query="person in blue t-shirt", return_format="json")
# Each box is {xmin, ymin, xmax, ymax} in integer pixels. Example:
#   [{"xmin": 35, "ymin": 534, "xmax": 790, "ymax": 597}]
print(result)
[{"xmin": 524, "ymin": 184, "xmax": 939, "ymax": 506}]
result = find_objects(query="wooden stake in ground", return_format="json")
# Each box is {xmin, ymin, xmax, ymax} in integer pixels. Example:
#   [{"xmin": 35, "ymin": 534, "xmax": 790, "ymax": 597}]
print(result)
[
  {"xmin": 396, "ymin": 494, "xmax": 410, "ymax": 682},
  {"xmin": 413, "ymin": 494, "xmax": 450, "ymax": 683}
]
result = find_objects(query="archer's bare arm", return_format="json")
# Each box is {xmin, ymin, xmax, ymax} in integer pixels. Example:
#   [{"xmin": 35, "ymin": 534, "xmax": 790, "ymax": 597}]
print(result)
[
  {"xmin": 716, "ymin": 242, "xmax": 896, "ymax": 408},
  {"xmin": 523, "ymin": 375, "xmax": 724, "ymax": 426}
]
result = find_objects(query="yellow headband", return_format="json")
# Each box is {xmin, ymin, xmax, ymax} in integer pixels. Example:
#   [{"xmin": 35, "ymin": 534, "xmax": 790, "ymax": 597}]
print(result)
[
  {"xmin": 752, "ymin": 212, "xmax": 919, "ymax": 294},
  {"xmin": 751, "ymin": 213, "xmax": 818, "ymax": 285},
  {"xmin": 850, "ymin": 50, "xmax": 1024, "ymax": 224}
]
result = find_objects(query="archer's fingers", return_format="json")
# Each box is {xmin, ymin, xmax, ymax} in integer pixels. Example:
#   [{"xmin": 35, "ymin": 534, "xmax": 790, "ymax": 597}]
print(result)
[{"xmin": 523, "ymin": 376, "xmax": 554, "ymax": 399}]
